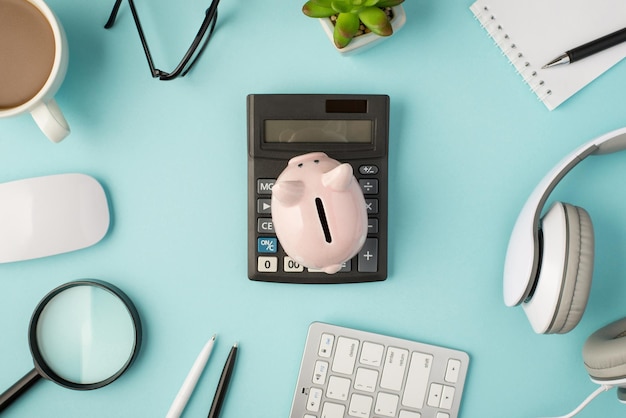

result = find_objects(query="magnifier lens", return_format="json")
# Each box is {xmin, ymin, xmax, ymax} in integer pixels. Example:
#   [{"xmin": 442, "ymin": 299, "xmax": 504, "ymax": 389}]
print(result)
[{"xmin": 34, "ymin": 284, "xmax": 137, "ymax": 385}]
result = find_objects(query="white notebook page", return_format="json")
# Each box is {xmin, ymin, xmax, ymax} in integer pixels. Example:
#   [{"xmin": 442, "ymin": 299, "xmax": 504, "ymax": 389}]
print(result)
[{"xmin": 470, "ymin": 0, "xmax": 626, "ymax": 110}]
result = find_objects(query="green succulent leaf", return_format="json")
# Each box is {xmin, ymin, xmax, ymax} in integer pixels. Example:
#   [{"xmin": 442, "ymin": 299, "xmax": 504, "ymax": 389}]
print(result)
[
  {"xmin": 309, "ymin": 0, "xmax": 333, "ymax": 6},
  {"xmin": 358, "ymin": 7, "xmax": 393, "ymax": 36},
  {"xmin": 376, "ymin": 0, "xmax": 404, "ymax": 7},
  {"xmin": 363, "ymin": 0, "xmax": 380, "ymax": 6},
  {"xmin": 331, "ymin": 0, "xmax": 355, "ymax": 13},
  {"xmin": 303, "ymin": 0, "xmax": 336, "ymax": 17},
  {"xmin": 334, "ymin": 12, "xmax": 360, "ymax": 48}
]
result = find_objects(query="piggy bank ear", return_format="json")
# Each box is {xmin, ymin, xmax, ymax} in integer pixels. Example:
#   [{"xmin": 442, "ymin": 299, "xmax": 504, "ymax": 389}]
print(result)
[
  {"xmin": 272, "ymin": 180, "xmax": 304, "ymax": 206},
  {"xmin": 322, "ymin": 163, "xmax": 353, "ymax": 192}
]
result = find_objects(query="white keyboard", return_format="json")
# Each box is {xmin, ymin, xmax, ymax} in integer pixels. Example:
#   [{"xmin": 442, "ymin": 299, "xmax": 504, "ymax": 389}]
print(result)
[{"xmin": 289, "ymin": 323, "xmax": 469, "ymax": 418}]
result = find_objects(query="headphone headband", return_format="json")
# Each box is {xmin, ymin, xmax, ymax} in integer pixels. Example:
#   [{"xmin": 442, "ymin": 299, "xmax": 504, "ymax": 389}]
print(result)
[{"xmin": 503, "ymin": 127, "xmax": 626, "ymax": 307}]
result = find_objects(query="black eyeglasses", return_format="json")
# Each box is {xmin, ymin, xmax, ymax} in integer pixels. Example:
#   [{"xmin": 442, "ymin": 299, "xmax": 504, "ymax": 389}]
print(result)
[{"xmin": 104, "ymin": 0, "xmax": 220, "ymax": 80}]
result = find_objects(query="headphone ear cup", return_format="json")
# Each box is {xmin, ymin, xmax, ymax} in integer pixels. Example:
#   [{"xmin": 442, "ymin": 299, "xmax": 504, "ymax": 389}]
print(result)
[
  {"xmin": 547, "ymin": 203, "xmax": 594, "ymax": 333},
  {"xmin": 583, "ymin": 317, "xmax": 626, "ymax": 382},
  {"xmin": 522, "ymin": 202, "xmax": 594, "ymax": 333}
]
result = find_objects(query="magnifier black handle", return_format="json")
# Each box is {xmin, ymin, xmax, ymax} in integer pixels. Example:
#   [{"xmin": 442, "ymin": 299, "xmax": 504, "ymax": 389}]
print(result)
[{"xmin": 0, "ymin": 369, "xmax": 41, "ymax": 413}]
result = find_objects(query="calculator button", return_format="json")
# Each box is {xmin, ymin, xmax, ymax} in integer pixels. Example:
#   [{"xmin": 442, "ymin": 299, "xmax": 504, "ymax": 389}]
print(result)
[
  {"xmin": 348, "ymin": 393, "xmax": 373, "ymax": 417},
  {"xmin": 257, "ymin": 256, "xmax": 277, "ymax": 272},
  {"xmin": 312, "ymin": 360, "xmax": 329, "ymax": 385},
  {"xmin": 359, "ymin": 342, "xmax": 384, "ymax": 367},
  {"xmin": 427, "ymin": 383, "xmax": 443, "ymax": 407},
  {"xmin": 358, "ymin": 238, "xmax": 378, "ymax": 272},
  {"xmin": 402, "ymin": 352, "xmax": 433, "ymax": 409},
  {"xmin": 365, "ymin": 199, "xmax": 378, "ymax": 214},
  {"xmin": 359, "ymin": 165, "xmax": 379, "ymax": 175},
  {"xmin": 257, "ymin": 198, "xmax": 272, "ymax": 214},
  {"xmin": 359, "ymin": 179, "xmax": 378, "ymax": 195},
  {"xmin": 375, "ymin": 392, "xmax": 399, "ymax": 417},
  {"xmin": 332, "ymin": 337, "xmax": 359, "ymax": 375},
  {"xmin": 257, "ymin": 218, "xmax": 274, "ymax": 233},
  {"xmin": 436, "ymin": 413, "xmax": 450, "ymax": 418},
  {"xmin": 257, "ymin": 237, "xmax": 277, "ymax": 253},
  {"xmin": 321, "ymin": 402, "xmax": 345, "ymax": 418},
  {"xmin": 367, "ymin": 218, "xmax": 378, "ymax": 234},
  {"xmin": 440, "ymin": 385, "xmax": 455, "ymax": 410},
  {"xmin": 380, "ymin": 347, "xmax": 408, "ymax": 391},
  {"xmin": 284, "ymin": 257, "xmax": 304, "ymax": 272},
  {"xmin": 306, "ymin": 387, "xmax": 323, "ymax": 412},
  {"xmin": 308, "ymin": 260, "xmax": 351, "ymax": 273},
  {"xmin": 257, "ymin": 179, "xmax": 275, "ymax": 194},
  {"xmin": 318, "ymin": 333, "xmax": 335, "ymax": 357},
  {"xmin": 304, "ymin": 415, "xmax": 316, "ymax": 418},
  {"xmin": 354, "ymin": 367, "xmax": 378, "ymax": 392},
  {"xmin": 445, "ymin": 359, "xmax": 462, "ymax": 383},
  {"xmin": 326, "ymin": 376, "xmax": 350, "ymax": 401}
]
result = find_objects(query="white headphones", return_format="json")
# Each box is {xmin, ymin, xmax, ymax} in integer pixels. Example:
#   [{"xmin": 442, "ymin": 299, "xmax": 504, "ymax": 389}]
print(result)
[{"xmin": 504, "ymin": 127, "xmax": 626, "ymax": 415}]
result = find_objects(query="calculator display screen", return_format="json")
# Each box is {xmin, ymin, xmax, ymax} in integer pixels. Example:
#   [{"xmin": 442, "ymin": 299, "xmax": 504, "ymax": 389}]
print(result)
[{"xmin": 264, "ymin": 120, "xmax": 372, "ymax": 143}]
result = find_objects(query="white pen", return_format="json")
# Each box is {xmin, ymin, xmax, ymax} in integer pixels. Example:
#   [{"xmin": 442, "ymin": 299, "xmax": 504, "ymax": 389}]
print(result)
[{"xmin": 166, "ymin": 334, "xmax": 217, "ymax": 418}]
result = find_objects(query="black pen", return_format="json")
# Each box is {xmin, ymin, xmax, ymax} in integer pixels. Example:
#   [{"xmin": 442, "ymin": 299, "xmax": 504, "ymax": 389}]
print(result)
[
  {"xmin": 543, "ymin": 27, "xmax": 626, "ymax": 68},
  {"xmin": 208, "ymin": 343, "xmax": 238, "ymax": 418}
]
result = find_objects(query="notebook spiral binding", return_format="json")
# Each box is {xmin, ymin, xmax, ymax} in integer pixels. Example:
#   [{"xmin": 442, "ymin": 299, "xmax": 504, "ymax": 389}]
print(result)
[{"xmin": 473, "ymin": 6, "xmax": 552, "ymax": 102}]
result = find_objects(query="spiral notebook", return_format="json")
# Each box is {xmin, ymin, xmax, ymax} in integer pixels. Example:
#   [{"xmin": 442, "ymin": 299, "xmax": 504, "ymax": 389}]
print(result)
[{"xmin": 470, "ymin": 0, "xmax": 626, "ymax": 110}]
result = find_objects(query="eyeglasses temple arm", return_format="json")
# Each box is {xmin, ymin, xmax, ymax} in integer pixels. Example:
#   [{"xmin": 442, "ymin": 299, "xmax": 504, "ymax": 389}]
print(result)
[
  {"xmin": 105, "ymin": 0, "xmax": 163, "ymax": 78},
  {"xmin": 104, "ymin": 0, "xmax": 123, "ymax": 29}
]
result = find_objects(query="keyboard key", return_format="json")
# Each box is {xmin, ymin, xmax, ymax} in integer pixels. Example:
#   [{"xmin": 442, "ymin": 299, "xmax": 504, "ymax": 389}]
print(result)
[
  {"xmin": 359, "ymin": 341, "xmax": 384, "ymax": 367},
  {"xmin": 318, "ymin": 333, "xmax": 335, "ymax": 358},
  {"xmin": 375, "ymin": 392, "xmax": 399, "ymax": 417},
  {"xmin": 402, "ymin": 351, "xmax": 433, "ymax": 409},
  {"xmin": 354, "ymin": 367, "xmax": 378, "ymax": 392},
  {"xmin": 349, "ymin": 393, "xmax": 373, "ymax": 417},
  {"xmin": 441, "ymin": 385, "xmax": 455, "ymax": 410},
  {"xmin": 399, "ymin": 411, "xmax": 421, "ymax": 418},
  {"xmin": 312, "ymin": 360, "xmax": 329, "ymax": 385},
  {"xmin": 307, "ymin": 387, "xmax": 323, "ymax": 412},
  {"xmin": 427, "ymin": 383, "xmax": 443, "ymax": 407},
  {"xmin": 332, "ymin": 337, "xmax": 359, "ymax": 375},
  {"xmin": 321, "ymin": 402, "xmax": 345, "ymax": 418},
  {"xmin": 326, "ymin": 376, "xmax": 350, "ymax": 401},
  {"xmin": 445, "ymin": 359, "xmax": 462, "ymax": 383},
  {"xmin": 380, "ymin": 347, "xmax": 409, "ymax": 391}
]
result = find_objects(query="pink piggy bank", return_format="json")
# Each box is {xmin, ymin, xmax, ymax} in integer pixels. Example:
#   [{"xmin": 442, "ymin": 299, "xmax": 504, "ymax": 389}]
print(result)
[{"xmin": 271, "ymin": 152, "xmax": 367, "ymax": 274}]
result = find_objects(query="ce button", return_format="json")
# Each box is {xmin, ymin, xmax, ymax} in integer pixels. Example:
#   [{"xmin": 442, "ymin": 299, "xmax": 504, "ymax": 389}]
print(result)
[{"xmin": 257, "ymin": 218, "xmax": 275, "ymax": 233}]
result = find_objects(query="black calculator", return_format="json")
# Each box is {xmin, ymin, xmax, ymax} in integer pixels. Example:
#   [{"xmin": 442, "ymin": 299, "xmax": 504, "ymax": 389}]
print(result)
[{"xmin": 247, "ymin": 94, "xmax": 389, "ymax": 284}]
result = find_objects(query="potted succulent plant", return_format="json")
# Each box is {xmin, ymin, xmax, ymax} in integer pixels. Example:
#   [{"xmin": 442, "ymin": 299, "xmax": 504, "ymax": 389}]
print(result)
[{"xmin": 302, "ymin": 0, "xmax": 406, "ymax": 54}]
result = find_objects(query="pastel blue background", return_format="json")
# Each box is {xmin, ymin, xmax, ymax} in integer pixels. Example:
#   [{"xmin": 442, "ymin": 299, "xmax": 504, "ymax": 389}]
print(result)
[{"xmin": 1, "ymin": 0, "xmax": 626, "ymax": 417}]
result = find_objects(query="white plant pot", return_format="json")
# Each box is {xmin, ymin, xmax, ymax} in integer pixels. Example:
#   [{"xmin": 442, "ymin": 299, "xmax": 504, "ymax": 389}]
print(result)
[{"xmin": 319, "ymin": 5, "xmax": 406, "ymax": 55}]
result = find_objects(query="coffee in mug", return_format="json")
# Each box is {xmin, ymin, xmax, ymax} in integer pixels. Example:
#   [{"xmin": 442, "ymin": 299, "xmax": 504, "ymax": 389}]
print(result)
[{"xmin": 0, "ymin": 0, "xmax": 70, "ymax": 143}]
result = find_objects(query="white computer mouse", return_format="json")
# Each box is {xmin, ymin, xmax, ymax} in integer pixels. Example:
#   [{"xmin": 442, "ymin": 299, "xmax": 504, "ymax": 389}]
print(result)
[{"xmin": 0, "ymin": 173, "xmax": 110, "ymax": 263}]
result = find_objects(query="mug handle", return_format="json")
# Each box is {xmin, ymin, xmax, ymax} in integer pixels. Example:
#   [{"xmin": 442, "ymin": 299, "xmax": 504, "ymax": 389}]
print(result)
[{"xmin": 30, "ymin": 98, "xmax": 70, "ymax": 143}]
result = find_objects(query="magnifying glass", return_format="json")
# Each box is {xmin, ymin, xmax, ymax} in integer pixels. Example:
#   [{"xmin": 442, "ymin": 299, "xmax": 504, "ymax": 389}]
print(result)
[{"xmin": 0, "ymin": 279, "xmax": 142, "ymax": 412}]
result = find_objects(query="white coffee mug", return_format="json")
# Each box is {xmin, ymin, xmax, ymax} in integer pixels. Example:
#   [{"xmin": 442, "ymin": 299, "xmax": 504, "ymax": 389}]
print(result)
[{"xmin": 0, "ymin": 0, "xmax": 70, "ymax": 143}]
